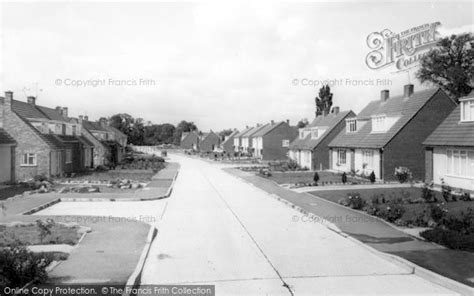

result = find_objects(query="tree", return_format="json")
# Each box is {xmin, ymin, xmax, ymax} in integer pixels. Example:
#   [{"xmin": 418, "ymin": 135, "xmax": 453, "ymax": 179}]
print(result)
[
  {"xmin": 417, "ymin": 33, "xmax": 473, "ymax": 101},
  {"xmin": 296, "ymin": 118, "xmax": 309, "ymax": 128},
  {"xmin": 173, "ymin": 120, "xmax": 198, "ymax": 145},
  {"xmin": 315, "ymin": 85, "xmax": 333, "ymax": 116},
  {"xmin": 219, "ymin": 129, "xmax": 233, "ymax": 141}
]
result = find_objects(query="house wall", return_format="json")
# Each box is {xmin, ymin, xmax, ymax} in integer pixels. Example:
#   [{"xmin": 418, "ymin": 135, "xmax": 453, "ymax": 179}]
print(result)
[
  {"xmin": 82, "ymin": 129, "xmax": 105, "ymax": 167},
  {"xmin": 223, "ymin": 137, "xmax": 235, "ymax": 154},
  {"xmin": 431, "ymin": 147, "xmax": 474, "ymax": 191},
  {"xmin": 384, "ymin": 90, "xmax": 456, "ymax": 181},
  {"xmin": 200, "ymin": 134, "xmax": 220, "ymax": 152},
  {"xmin": 50, "ymin": 150, "xmax": 62, "ymax": 176},
  {"xmin": 233, "ymin": 138, "xmax": 240, "ymax": 152},
  {"xmin": 261, "ymin": 123, "xmax": 298, "ymax": 161},
  {"xmin": 330, "ymin": 148, "xmax": 353, "ymax": 173},
  {"xmin": 311, "ymin": 117, "xmax": 349, "ymax": 171},
  {"xmin": 2, "ymin": 106, "xmax": 51, "ymax": 180},
  {"xmin": 181, "ymin": 133, "xmax": 199, "ymax": 150},
  {"xmin": 254, "ymin": 137, "xmax": 263, "ymax": 158},
  {"xmin": 0, "ymin": 145, "xmax": 12, "ymax": 183},
  {"xmin": 354, "ymin": 148, "xmax": 382, "ymax": 179}
]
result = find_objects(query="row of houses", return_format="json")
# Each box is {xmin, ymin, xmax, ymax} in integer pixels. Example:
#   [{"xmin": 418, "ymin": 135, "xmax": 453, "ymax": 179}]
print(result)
[
  {"xmin": 0, "ymin": 91, "xmax": 128, "ymax": 183},
  {"xmin": 289, "ymin": 84, "xmax": 473, "ymax": 191}
]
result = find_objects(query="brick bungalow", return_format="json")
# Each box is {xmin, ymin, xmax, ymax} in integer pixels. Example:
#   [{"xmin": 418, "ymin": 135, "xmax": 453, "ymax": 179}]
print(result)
[
  {"xmin": 328, "ymin": 85, "xmax": 457, "ymax": 181},
  {"xmin": 252, "ymin": 120, "xmax": 298, "ymax": 161},
  {"xmin": 233, "ymin": 126, "xmax": 253, "ymax": 154},
  {"xmin": 221, "ymin": 129, "xmax": 239, "ymax": 155},
  {"xmin": 199, "ymin": 131, "xmax": 220, "ymax": 153},
  {"xmin": 1, "ymin": 91, "xmax": 69, "ymax": 179},
  {"xmin": 241, "ymin": 124, "xmax": 267, "ymax": 155},
  {"xmin": 423, "ymin": 90, "xmax": 474, "ymax": 191},
  {"xmin": 0, "ymin": 128, "xmax": 16, "ymax": 183},
  {"xmin": 289, "ymin": 107, "xmax": 355, "ymax": 170},
  {"xmin": 180, "ymin": 131, "xmax": 200, "ymax": 150}
]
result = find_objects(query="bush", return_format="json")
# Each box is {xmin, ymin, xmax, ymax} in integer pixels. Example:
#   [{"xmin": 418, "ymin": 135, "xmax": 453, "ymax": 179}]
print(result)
[
  {"xmin": 430, "ymin": 203, "xmax": 448, "ymax": 223},
  {"xmin": 420, "ymin": 228, "xmax": 474, "ymax": 252},
  {"xmin": 394, "ymin": 167, "xmax": 412, "ymax": 183},
  {"xmin": 374, "ymin": 199, "xmax": 406, "ymax": 222},
  {"xmin": 313, "ymin": 172, "xmax": 320, "ymax": 184},
  {"xmin": 0, "ymin": 246, "xmax": 52, "ymax": 288},
  {"xmin": 421, "ymin": 182, "xmax": 436, "ymax": 202},
  {"xmin": 440, "ymin": 178, "xmax": 452, "ymax": 202},
  {"xmin": 341, "ymin": 172, "xmax": 347, "ymax": 184},
  {"xmin": 369, "ymin": 171, "xmax": 376, "ymax": 183},
  {"xmin": 346, "ymin": 192, "xmax": 365, "ymax": 210}
]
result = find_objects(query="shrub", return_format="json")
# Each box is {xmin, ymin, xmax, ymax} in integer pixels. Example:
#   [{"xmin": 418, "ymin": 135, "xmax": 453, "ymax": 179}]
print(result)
[
  {"xmin": 430, "ymin": 203, "xmax": 448, "ymax": 223},
  {"xmin": 421, "ymin": 182, "xmax": 436, "ymax": 202},
  {"xmin": 440, "ymin": 179, "xmax": 452, "ymax": 202},
  {"xmin": 369, "ymin": 171, "xmax": 376, "ymax": 183},
  {"xmin": 0, "ymin": 246, "xmax": 52, "ymax": 288},
  {"xmin": 313, "ymin": 172, "xmax": 320, "ymax": 184},
  {"xmin": 346, "ymin": 192, "xmax": 365, "ymax": 210},
  {"xmin": 33, "ymin": 174, "xmax": 49, "ymax": 182},
  {"xmin": 287, "ymin": 159, "xmax": 299, "ymax": 171},
  {"xmin": 341, "ymin": 172, "xmax": 347, "ymax": 184},
  {"xmin": 420, "ymin": 228, "xmax": 474, "ymax": 252},
  {"xmin": 394, "ymin": 167, "xmax": 412, "ymax": 183},
  {"xmin": 375, "ymin": 199, "xmax": 406, "ymax": 222}
]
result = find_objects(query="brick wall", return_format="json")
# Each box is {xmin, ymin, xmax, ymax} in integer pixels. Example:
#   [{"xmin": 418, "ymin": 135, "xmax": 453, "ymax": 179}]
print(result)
[
  {"xmin": 200, "ymin": 134, "xmax": 220, "ymax": 152},
  {"xmin": 181, "ymin": 133, "xmax": 199, "ymax": 149},
  {"xmin": 1, "ymin": 99, "xmax": 51, "ymax": 180},
  {"xmin": 384, "ymin": 90, "xmax": 457, "ymax": 181},
  {"xmin": 262, "ymin": 123, "xmax": 298, "ymax": 161}
]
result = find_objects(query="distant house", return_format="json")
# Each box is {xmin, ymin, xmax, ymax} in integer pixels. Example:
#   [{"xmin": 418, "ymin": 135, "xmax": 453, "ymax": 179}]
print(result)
[
  {"xmin": 233, "ymin": 126, "xmax": 253, "ymax": 154},
  {"xmin": 0, "ymin": 128, "xmax": 16, "ymax": 183},
  {"xmin": 289, "ymin": 108, "xmax": 355, "ymax": 170},
  {"xmin": 200, "ymin": 131, "xmax": 220, "ymax": 152},
  {"xmin": 81, "ymin": 117, "xmax": 110, "ymax": 166},
  {"xmin": 241, "ymin": 124, "xmax": 267, "ymax": 155},
  {"xmin": 423, "ymin": 90, "xmax": 474, "ymax": 191},
  {"xmin": 328, "ymin": 85, "xmax": 457, "ymax": 181},
  {"xmin": 180, "ymin": 131, "xmax": 199, "ymax": 150},
  {"xmin": 221, "ymin": 130, "xmax": 239, "ymax": 155},
  {"xmin": 252, "ymin": 120, "xmax": 298, "ymax": 161}
]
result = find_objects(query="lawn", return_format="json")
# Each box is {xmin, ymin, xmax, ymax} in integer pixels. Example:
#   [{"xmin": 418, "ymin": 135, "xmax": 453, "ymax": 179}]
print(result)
[
  {"xmin": 0, "ymin": 220, "xmax": 83, "ymax": 247},
  {"xmin": 311, "ymin": 187, "xmax": 473, "ymax": 221},
  {"xmin": 268, "ymin": 171, "xmax": 359, "ymax": 185}
]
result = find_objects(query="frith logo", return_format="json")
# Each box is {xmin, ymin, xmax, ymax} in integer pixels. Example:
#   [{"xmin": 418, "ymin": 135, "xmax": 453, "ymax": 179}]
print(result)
[{"xmin": 365, "ymin": 22, "xmax": 441, "ymax": 71}]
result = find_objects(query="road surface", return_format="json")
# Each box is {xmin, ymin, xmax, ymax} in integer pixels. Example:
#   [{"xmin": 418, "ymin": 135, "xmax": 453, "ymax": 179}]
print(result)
[{"xmin": 40, "ymin": 154, "xmax": 459, "ymax": 295}]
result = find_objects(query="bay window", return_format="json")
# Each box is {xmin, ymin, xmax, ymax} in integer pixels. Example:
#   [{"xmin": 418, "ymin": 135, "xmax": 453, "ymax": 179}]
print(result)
[{"xmin": 447, "ymin": 149, "xmax": 474, "ymax": 177}]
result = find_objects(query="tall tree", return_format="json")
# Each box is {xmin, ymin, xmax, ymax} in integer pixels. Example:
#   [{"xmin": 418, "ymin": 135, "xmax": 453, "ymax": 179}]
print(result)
[
  {"xmin": 173, "ymin": 120, "xmax": 198, "ymax": 145},
  {"xmin": 417, "ymin": 33, "xmax": 473, "ymax": 101},
  {"xmin": 315, "ymin": 85, "xmax": 333, "ymax": 117},
  {"xmin": 296, "ymin": 118, "xmax": 309, "ymax": 128}
]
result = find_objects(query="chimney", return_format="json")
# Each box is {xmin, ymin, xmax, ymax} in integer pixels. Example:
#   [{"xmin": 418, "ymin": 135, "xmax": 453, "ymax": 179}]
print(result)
[
  {"xmin": 84, "ymin": 115, "xmax": 89, "ymax": 121},
  {"xmin": 56, "ymin": 106, "xmax": 62, "ymax": 114},
  {"xmin": 78, "ymin": 115, "xmax": 83, "ymax": 124},
  {"xmin": 27, "ymin": 96, "xmax": 36, "ymax": 105},
  {"xmin": 322, "ymin": 110, "xmax": 329, "ymax": 116},
  {"xmin": 404, "ymin": 84, "xmax": 414, "ymax": 97},
  {"xmin": 4, "ymin": 91, "xmax": 12, "ymax": 109},
  {"xmin": 99, "ymin": 117, "xmax": 108, "ymax": 127},
  {"xmin": 62, "ymin": 107, "xmax": 68, "ymax": 118},
  {"xmin": 332, "ymin": 106, "xmax": 340, "ymax": 114},
  {"xmin": 380, "ymin": 90, "xmax": 389, "ymax": 102},
  {"xmin": 286, "ymin": 119, "xmax": 290, "ymax": 125},
  {"xmin": 271, "ymin": 120, "xmax": 275, "ymax": 125}
]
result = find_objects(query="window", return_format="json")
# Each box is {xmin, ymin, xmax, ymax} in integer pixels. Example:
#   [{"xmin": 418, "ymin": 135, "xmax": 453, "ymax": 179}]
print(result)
[
  {"xmin": 337, "ymin": 149, "xmax": 346, "ymax": 165},
  {"xmin": 362, "ymin": 150, "xmax": 374, "ymax": 168},
  {"xmin": 72, "ymin": 125, "xmax": 77, "ymax": 136},
  {"xmin": 21, "ymin": 153, "xmax": 37, "ymax": 166},
  {"xmin": 311, "ymin": 128, "xmax": 319, "ymax": 139},
  {"xmin": 372, "ymin": 115, "xmax": 386, "ymax": 132},
  {"xmin": 347, "ymin": 119, "xmax": 357, "ymax": 133},
  {"xmin": 282, "ymin": 139, "xmax": 290, "ymax": 147},
  {"xmin": 65, "ymin": 149, "xmax": 72, "ymax": 164},
  {"xmin": 299, "ymin": 129, "xmax": 305, "ymax": 139},
  {"xmin": 461, "ymin": 100, "xmax": 474, "ymax": 122},
  {"xmin": 447, "ymin": 149, "xmax": 474, "ymax": 177}
]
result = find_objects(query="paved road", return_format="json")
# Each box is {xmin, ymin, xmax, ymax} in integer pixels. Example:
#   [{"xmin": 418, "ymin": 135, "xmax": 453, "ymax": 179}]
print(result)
[{"xmin": 138, "ymin": 155, "xmax": 457, "ymax": 295}]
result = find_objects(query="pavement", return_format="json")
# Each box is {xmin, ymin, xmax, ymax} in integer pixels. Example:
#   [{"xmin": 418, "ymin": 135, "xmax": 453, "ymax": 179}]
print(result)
[
  {"xmin": 228, "ymin": 168, "xmax": 474, "ymax": 288},
  {"xmin": 133, "ymin": 154, "xmax": 459, "ymax": 295}
]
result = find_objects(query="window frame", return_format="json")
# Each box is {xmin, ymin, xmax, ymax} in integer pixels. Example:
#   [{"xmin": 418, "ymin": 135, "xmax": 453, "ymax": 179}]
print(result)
[
  {"xmin": 461, "ymin": 99, "xmax": 474, "ymax": 122},
  {"xmin": 446, "ymin": 148, "xmax": 474, "ymax": 178},
  {"xmin": 337, "ymin": 149, "xmax": 347, "ymax": 165},
  {"xmin": 21, "ymin": 153, "xmax": 37, "ymax": 167}
]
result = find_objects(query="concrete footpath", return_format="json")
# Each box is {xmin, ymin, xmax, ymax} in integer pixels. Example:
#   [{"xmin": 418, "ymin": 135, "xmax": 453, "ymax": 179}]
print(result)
[
  {"xmin": 137, "ymin": 155, "xmax": 460, "ymax": 295},
  {"xmin": 226, "ymin": 168, "xmax": 474, "ymax": 289}
]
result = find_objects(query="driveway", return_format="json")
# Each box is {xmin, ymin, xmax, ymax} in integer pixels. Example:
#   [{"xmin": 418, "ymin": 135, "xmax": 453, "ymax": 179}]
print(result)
[{"xmin": 138, "ymin": 154, "xmax": 458, "ymax": 295}]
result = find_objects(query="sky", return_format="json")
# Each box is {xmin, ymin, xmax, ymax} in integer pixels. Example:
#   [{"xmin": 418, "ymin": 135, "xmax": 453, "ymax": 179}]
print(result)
[{"xmin": 0, "ymin": 1, "xmax": 473, "ymax": 131}]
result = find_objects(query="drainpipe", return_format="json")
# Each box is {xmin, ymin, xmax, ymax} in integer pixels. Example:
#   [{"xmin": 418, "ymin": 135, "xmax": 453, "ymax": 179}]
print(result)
[{"xmin": 380, "ymin": 148, "xmax": 384, "ymax": 181}]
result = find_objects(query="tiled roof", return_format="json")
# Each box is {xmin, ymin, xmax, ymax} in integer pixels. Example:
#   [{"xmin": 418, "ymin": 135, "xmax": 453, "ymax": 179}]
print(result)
[
  {"xmin": 12, "ymin": 100, "xmax": 49, "ymax": 119},
  {"xmin": 423, "ymin": 104, "xmax": 474, "ymax": 147},
  {"xmin": 290, "ymin": 111, "xmax": 354, "ymax": 150},
  {"xmin": 41, "ymin": 134, "xmax": 66, "ymax": 149},
  {"xmin": 0, "ymin": 128, "xmax": 16, "ymax": 145},
  {"xmin": 329, "ymin": 88, "xmax": 443, "ymax": 149},
  {"xmin": 221, "ymin": 130, "xmax": 239, "ymax": 145},
  {"xmin": 242, "ymin": 124, "xmax": 268, "ymax": 138},
  {"xmin": 109, "ymin": 126, "xmax": 127, "ymax": 138},
  {"xmin": 83, "ymin": 120, "xmax": 107, "ymax": 132},
  {"xmin": 36, "ymin": 106, "xmax": 68, "ymax": 122},
  {"xmin": 234, "ymin": 127, "xmax": 253, "ymax": 138},
  {"xmin": 253, "ymin": 122, "xmax": 283, "ymax": 137}
]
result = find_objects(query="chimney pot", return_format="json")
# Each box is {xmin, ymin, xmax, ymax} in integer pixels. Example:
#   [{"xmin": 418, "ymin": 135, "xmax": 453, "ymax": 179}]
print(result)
[
  {"xmin": 380, "ymin": 90, "xmax": 390, "ymax": 101},
  {"xmin": 271, "ymin": 120, "xmax": 274, "ymax": 125},
  {"xmin": 332, "ymin": 106, "xmax": 340, "ymax": 114},
  {"xmin": 286, "ymin": 119, "xmax": 290, "ymax": 124},
  {"xmin": 62, "ymin": 107, "xmax": 68, "ymax": 118},
  {"xmin": 27, "ymin": 96, "xmax": 36, "ymax": 105},
  {"xmin": 404, "ymin": 84, "xmax": 414, "ymax": 97}
]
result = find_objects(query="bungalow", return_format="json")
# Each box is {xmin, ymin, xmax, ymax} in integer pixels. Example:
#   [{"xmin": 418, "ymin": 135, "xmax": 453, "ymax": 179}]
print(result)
[
  {"xmin": 221, "ymin": 129, "xmax": 239, "ymax": 155},
  {"xmin": 252, "ymin": 120, "xmax": 298, "ymax": 161},
  {"xmin": 289, "ymin": 107, "xmax": 355, "ymax": 170},
  {"xmin": 241, "ymin": 124, "xmax": 267, "ymax": 156},
  {"xmin": 328, "ymin": 85, "xmax": 457, "ymax": 181},
  {"xmin": 81, "ymin": 117, "xmax": 110, "ymax": 166},
  {"xmin": 199, "ymin": 131, "xmax": 220, "ymax": 153},
  {"xmin": 81, "ymin": 117, "xmax": 123, "ymax": 166},
  {"xmin": 423, "ymin": 90, "xmax": 474, "ymax": 191},
  {"xmin": 0, "ymin": 128, "xmax": 16, "ymax": 183},
  {"xmin": 180, "ymin": 131, "xmax": 200, "ymax": 150},
  {"xmin": 233, "ymin": 126, "xmax": 253, "ymax": 154}
]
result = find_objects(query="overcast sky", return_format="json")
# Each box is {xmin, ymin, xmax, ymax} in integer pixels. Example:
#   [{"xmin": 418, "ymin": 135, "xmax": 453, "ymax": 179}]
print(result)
[{"xmin": 1, "ymin": 1, "xmax": 472, "ymax": 131}]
